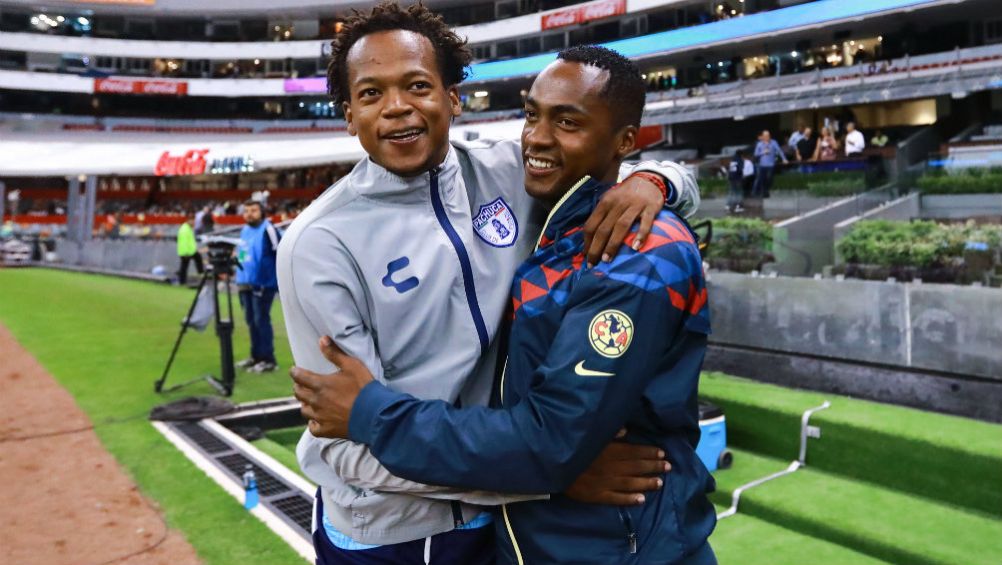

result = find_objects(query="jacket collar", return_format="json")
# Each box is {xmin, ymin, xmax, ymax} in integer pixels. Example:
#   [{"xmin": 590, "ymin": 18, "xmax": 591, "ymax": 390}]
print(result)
[
  {"xmin": 535, "ymin": 176, "xmax": 613, "ymax": 249},
  {"xmin": 347, "ymin": 144, "xmax": 460, "ymax": 199}
]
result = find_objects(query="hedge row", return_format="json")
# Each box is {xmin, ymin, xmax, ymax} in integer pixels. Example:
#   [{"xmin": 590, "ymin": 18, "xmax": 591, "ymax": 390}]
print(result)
[
  {"xmin": 916, "ymin": 169, "xmax": 1002, "ymax": 194},
  {"xmin": 836, "ymin": 219, "xmax": 1002, "ymax": 268},
  {"xmin": 700, "ymin": 172, "xmax": 865, "ymax": 198}
]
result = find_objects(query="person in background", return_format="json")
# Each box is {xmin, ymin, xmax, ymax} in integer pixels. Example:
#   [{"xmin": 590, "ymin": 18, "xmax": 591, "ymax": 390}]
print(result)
[
  {"xmin": 787, "ymin": 126, "xmax": 806, "ymax": 160},
  {"xmin": 235, "ymin": 200, "xmax": 281, "ymax": 373},
  {"xmin": 742, "ymin": 151, "xmax": 755, "ymax": 197},
  {"xmin": 813, "ymin": 127, "xmax": 839, "ymax": 161},
  {"xmin": 753, "ymin": 129, "xmax": 787, "ymax": 198},
  {"xmin": 796, "ymin": 127, "xmax": 817, "ymax": 162},
  {"xmin": 871, "ymin": 129, "xmax": 889, "ymax": 148},
  {"xmin": 728, "ymin": 150, "xmax": 746, "ymax": 213},
  {"xmin": 175, "ymin": 215, "xmax": 203, "ymax": 286},
  {"xmin": 845, "ymin": 122, "xmax": 866, "ymax": 157},
  {"xmin": 194, "ymin": 205, "xmax": 214, "ymax": 235}
]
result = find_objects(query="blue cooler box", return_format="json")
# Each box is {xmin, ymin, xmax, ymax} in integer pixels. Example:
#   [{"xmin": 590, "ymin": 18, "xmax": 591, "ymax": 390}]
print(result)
[{"xmin": 696, "ymin": 401, "xmax": 732, "ymax": 472}]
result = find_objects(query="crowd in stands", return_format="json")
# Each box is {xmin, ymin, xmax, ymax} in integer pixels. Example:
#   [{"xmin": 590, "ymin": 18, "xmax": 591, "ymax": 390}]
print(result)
[{"xmin": 720, "ymin": 120, "xmax": 891, "ymax": 213}]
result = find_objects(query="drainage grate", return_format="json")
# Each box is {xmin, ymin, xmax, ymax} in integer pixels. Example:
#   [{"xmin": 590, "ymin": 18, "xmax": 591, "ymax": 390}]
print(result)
[
  {"xmin": 217, "ymin": 453, "xmax": 291, "ymax": 497},
  {"xmin": 271, "ymin": 494, "xmax": 314, "ymax": 533},
  {"xmin": 175, "ymin": 422, "xmax": 231, "ymax": 454},
  {"xmin": 159, "ymin": 410, "xmax": 317, "ymax": 551}
]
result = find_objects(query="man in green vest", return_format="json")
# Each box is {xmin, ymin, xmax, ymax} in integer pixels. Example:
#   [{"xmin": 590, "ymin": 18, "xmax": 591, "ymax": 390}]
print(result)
[{"xmin": 176, "ymin": 217, "xmax": 203, "ymax": 285}]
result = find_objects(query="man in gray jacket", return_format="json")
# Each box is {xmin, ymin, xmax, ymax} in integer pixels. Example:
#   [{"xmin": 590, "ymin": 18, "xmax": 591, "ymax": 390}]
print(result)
[{"xmin": 278, "ymin": 3, "xmax": 699, "ymax": 563}]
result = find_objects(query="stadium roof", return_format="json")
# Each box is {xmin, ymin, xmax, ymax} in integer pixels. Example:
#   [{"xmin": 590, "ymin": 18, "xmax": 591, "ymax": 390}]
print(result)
[{"xmin": 467, "ymin": 0, "xmax": 962, "ymax": 83}]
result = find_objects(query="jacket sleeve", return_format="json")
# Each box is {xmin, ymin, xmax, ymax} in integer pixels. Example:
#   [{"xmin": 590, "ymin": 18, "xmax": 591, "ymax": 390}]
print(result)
[
  {"xmin": 279, "ymin": 223, "xmax": 532, "ymax": 501},
  {"xmin": 349, "ymin": 243, "xmax": 699, "ymax": 493},
  {"xmin": 619, "ymin": 160, "xmax": 700, "ymax": 219},
  {"xmin": 264, "ymin": 222, "xmax": 281, "ymax": 254},
  {"xmin": 321, "ymin": 440, "xmax": 545, "ymax": 505}
]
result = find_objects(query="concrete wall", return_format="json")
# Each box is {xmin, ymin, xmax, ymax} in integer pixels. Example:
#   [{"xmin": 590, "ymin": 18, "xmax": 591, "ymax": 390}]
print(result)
[
  {"xmin": 698, "ymin": 193, "xmax": 843, "ymax": 220},
  {"xmin": 707, "ymin": 271, "xmax": 1002, "ymax": 381},
  {"xmin": 772, "ymin": 188, "xmax": 892, "ymax": 276},
  {"xmin": 920, "ymin": 194, "xmax": 1002, "ymax": 220},
  {"xmin": 55, "ymin": 238, "xmax": 178, "ymax": 276},
  {"xmin": 704, "ymin": 344, "xmax": 1002, "ymax": 422}
]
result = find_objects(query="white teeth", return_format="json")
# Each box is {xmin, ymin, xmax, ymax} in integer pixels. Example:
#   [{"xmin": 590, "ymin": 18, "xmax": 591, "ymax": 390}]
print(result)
[
  {"xmin": 528, "ymin": 157, "xmax": 555, "ymax": 169},
  {"xmin": 388, "ymin": 128, "xmax": 421, "ymax": 139}
]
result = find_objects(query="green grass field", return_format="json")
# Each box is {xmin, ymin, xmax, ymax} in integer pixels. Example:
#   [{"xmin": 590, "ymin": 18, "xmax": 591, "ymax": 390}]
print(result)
[
  {"xmin": 1, "ymin": 268, "xmax": 1000, "ymax": 564},
  {"xmin": 0, "ymin": 268, "xmax": 301, "ymax": 565}
]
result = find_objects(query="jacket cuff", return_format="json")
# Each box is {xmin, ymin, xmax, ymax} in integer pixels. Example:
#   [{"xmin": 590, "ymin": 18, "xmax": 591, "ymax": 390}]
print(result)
[
  {"xmin": 348, "ymin": 380, "xmax": 402, "ymax": 444},
  {"xmin": 630, "ymin": 166, "xmax": 678, "ymax": 206}
]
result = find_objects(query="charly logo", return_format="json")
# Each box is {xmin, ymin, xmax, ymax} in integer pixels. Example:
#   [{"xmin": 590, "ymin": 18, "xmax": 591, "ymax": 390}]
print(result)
[
  {"xmin": 589, "ymin": 310, "xmax": 634, "ymax": 358},
  {"xmin": 472, "ymin": 197, "xmax": 519, "ymax": 248},
  {"xmin": 381, "ymin": 257, "xmax": 419, "ymax": 294}
]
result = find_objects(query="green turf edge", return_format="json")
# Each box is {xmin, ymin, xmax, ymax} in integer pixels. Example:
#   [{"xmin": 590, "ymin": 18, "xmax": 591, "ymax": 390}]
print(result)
[
  {"xmin": 264, "ymin": 427, "xmax": 308, "ymax": 453},
  {"xmin": 709, "ymin": 448, "xmax": 1002, "ymax": 565},
  {"xmin": 253, "ymin": 436, "xmax": 309, "ymax": 481},
  {"xmin": 710, "ymin": 511, "xmax": 892, "ymax": 565},
  {"xmin": 700, "ymin": 372, "xmax": 1002, "ymax": 516},
  {"xmin": 0, "ymin": 269, "xmax": 305, "ymax": 565}
]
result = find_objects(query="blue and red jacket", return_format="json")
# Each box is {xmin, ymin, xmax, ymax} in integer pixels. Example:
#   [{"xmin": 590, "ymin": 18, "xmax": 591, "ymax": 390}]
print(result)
[{"xmin": 349, "ymin": 177, "xmax": 716, "ymax": 564}]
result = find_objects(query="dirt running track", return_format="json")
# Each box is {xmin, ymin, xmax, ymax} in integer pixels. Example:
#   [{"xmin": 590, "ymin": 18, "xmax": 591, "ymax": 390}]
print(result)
[{"xmin": 0, "ymin": 324, "xmax": 201, "ymax": 565}]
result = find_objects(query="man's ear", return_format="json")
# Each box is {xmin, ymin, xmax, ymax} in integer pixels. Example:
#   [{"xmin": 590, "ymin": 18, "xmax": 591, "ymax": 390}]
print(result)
[
  {"xmin": 447, "ymin": 85, "xmax": 462, "ymax": 118},
  {"xmin": 616, "ymin": 125, "xmax": 638, "ymax": 159},
  {"xmin": 343, "ymin": 101, "xmax": 356, "ymax": 136}
]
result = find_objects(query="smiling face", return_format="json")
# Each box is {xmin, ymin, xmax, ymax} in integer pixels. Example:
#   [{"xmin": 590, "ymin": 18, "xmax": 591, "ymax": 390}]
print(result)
[
  {"xmin": 521, "ymin": 60, "xmax": 636, "ymax": 204},
  {"xmin": 342, "ymin": 30, "xmax": 461, "ymax": 178}
]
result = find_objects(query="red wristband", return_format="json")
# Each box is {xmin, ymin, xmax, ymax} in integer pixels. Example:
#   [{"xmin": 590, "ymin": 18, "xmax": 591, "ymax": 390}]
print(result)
[{"xmin": 627, "ymin": 171, "xmax": 668, "ymax": 203}]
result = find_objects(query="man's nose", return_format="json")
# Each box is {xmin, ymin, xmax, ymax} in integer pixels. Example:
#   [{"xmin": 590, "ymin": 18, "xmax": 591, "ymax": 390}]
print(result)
[
  {"xmin": 524, "ymin": 121, "xmax": 554, "ymax": 149},
  {"xmin": 381, "ymin": 89, "xmax": 413, "ymax": 118}
]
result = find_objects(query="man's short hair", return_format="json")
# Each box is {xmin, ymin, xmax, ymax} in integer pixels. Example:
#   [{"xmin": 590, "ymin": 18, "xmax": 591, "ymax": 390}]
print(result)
[
  {"xmin": 556, "ymin": 45, "xmax": 646, "ymax": 130},
  {"xmin": 326, "ymin": 2, "xmax": 472, "ymax": 106},
  {"xmin": 243, "ymin": 200, "xmax": 263, "ymax": 210}
]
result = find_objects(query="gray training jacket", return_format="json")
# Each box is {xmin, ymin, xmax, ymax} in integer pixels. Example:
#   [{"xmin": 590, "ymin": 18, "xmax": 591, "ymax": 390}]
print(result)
[{"xmin": 277, "ymin": 138, "xmax": 699, "ymax": 545}]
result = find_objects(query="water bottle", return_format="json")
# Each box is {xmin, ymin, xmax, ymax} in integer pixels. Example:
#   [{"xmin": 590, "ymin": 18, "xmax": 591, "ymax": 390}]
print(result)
[{"xmin": 243, "ymin": 464, "xmax": 259, "ymax": 510}]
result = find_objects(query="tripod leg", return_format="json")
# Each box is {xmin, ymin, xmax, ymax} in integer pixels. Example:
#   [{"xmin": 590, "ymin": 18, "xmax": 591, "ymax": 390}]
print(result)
[
  {"xmin": 154, "ymin": 271, "xmax": 209, "ymax": 392},
  {"xmin": 218, "ymin": 278, "xmax": 237, "ymax": 395}
]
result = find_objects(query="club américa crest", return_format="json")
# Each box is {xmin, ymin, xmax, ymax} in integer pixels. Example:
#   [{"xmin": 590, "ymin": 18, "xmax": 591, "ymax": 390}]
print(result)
[
  {"xmin": 589, "ymin": 310, "xmax": 634, "ymax": 358},
  {"xmin": 473, "ymin": 197, "xmax": 519, "ymax": 248}
]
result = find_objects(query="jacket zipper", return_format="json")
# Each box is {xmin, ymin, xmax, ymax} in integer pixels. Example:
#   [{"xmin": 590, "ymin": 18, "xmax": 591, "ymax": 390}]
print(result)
[
  {"xmin": 497, "ymin": 177, "xmax": 594, "ymax": 565},
  {"xmin": 428, "ymin": 167, "xmax": 490, "ymax": 353},
  {"xmin": 618, "ymin": 507, "xmax": 639, "ymax": 554}
]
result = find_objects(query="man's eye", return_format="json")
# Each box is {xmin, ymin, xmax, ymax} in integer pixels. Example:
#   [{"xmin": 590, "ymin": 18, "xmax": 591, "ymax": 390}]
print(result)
[
  {"xmin": 359, "ymin": 88, "xmax": 379, "ymax": 98},
  {"xmin": 411, "ymin": 81, "xmax": 431, "ymax": 90},
  {"xmin": 557, "ymin": 118, "xmax": 577, "ymax": 128},
  {"xmin": 524, "ymin": 109, "xmax": 537, "ymax": 120}
]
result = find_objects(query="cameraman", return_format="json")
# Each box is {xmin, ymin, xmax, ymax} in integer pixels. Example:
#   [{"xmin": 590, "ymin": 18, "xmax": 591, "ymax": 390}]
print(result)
[{"xmin": 235, "ymin": 200, "xmax": 281, "ymax": 373}]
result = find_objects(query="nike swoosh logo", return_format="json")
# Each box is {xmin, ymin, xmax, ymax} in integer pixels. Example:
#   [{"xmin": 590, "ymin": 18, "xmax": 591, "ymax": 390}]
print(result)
[{"xmin": 574, "ymin": 361, "xmax": 615, "ymax": 377}]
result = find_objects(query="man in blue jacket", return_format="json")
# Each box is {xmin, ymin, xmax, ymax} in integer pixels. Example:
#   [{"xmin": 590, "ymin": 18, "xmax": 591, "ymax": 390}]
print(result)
[
  {"xmin": 752, "ymin": 129, "xmax": 788, "ymax": 198},
  {"xmin": 294, "ymin": 46, "xmax": 716, "ymax": 564},
  {"xmin": 236, "ymin": 199, "xmax": 281, "ymax": 373}
]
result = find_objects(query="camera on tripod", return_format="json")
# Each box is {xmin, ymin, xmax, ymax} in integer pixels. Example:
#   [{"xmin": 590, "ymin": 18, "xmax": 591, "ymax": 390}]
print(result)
[
  {"xmin": 203, "ymin": 236, "xmax": 242, "ymax": 276},
  {"xmin": 154, "ymin": 235, "xmax": 242, "ymax": 396}
]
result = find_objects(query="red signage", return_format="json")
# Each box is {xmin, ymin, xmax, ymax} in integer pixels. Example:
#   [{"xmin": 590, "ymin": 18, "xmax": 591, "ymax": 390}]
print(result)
[
  {"xmin": 541, "ymin": 0, "xmax": 626, "ymax": 30},
  {"xmin": 94, "ymin": 78, "xmax": 188, "ymax": 96},
  {"xmin": 155, "ymin": 149, "xmax": 209, "ymax": 176}
]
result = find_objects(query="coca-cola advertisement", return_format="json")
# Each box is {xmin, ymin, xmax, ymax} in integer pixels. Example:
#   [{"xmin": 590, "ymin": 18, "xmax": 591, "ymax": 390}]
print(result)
[
  {"xmin": 94, "ymin": 78, "xmax": 188, "ymax": 96},
  {"xmin": 155, "ymin": 149, "xmax": 209, "ymax": 176},
  {"xmin": 541, "ymin": 0, "xmax": 626, "ymax": 30}
]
